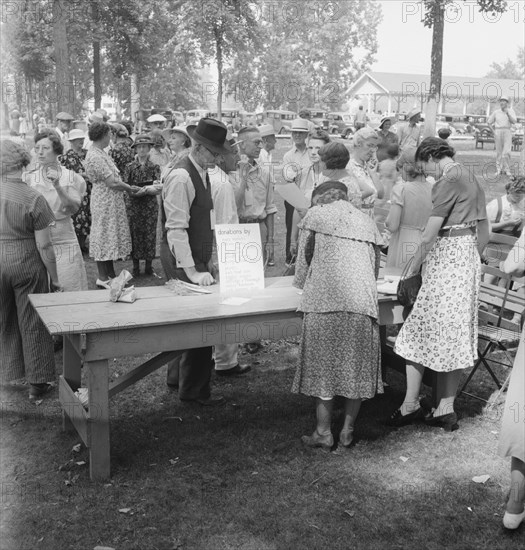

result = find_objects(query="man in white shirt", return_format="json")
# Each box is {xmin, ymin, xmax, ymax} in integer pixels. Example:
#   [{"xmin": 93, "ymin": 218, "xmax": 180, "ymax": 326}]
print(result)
[
  {"xmin": 232, "ymin": 127, "xmax": 277, "ymax": 264},
  {"xmin": 281, "ymin": 118, "xmax": 311, "ymax": 264},
  {"xmin": 55, "ymin": 112, "xmax": 74, "ymax": 151},
  {"xmin": 257, "ymin": 124, "xmax": 278, "ymax": 265},
  {"xmin": 488, "ymin": 96, "xmax": 517, "ymax": 176},
  {"xmin": 397, "ymin": 107, "xmax": 422, "ymax": 166},
  {"xmin": 160, "ymin": 118, "xmax": 231, "ymax": 405},
  {"xmin": 208, "ymin": 141, "xmax": 251, "ymax": 377}
]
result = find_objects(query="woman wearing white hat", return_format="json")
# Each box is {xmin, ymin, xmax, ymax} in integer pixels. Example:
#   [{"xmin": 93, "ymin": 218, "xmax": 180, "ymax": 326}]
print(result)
[
  {"xmin": 60, "ymin": 128, "xmax": 91, "ymax": 253},
  {"xmin": 147, "ymin": 113, "xmax": 167, "ymax": 131}
]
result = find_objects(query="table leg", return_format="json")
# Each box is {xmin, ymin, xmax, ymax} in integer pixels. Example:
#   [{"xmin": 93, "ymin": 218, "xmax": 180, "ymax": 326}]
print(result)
[
  {"xmin": 62, "ymin": 334, "xmax": 82, "ymax": 432},
  {"xmin": 86, "ymin": 359, "xmax": 110, "ymax": 481}
]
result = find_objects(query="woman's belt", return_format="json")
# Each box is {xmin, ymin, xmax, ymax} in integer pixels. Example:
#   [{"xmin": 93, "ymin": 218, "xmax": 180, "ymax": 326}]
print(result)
[
  {"xmin": 239, "ymin": 216, "xmax": 265, "ymax": 224},
  {"xmin": 438, "ymin": 226, "xmax": 476, "ymax": 238}
]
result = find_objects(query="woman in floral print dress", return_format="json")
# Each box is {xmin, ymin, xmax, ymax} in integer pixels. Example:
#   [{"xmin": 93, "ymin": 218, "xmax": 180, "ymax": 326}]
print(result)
[
  {"xmin": 84, "ymin": 122, "xmax": 140, "ymax": 286},
  {"xmin": 389, "ymin": 138, "xmax": 489, "ymax": 432},
  {"xmin": 123, "ymin": 135, "xmax": 162, "ymax": 276},
  {"xmin": 60, "ymin": 129, "xmax": 91, "ymax": 252},
  {"xmin": 292, "ymin": 181, "xmax": 384, "ymax": 452}
]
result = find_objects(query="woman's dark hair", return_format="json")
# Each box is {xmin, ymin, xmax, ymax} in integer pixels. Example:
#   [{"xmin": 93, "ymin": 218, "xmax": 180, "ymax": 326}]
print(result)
[
  {"xmin": 415, "ymin": 137, "xmax": 455, "ymax": 162},
  {"xmin": 386, "ymin": 144, "xmax": 399, "ymax": 159},
  {"xmin": 0, "ymin": 139, "xmax": 31, "ymax": 174},
  {"xmin": 121, "ymin": 120, "xmax": 134, "ymax": 136},
  {"xmin": 308, "ymin": 129, "xmax": 331, "ymax": 144},
  {"xmin": 505, "ymin": 176, "xmax": 525, "ymax": 195},
  {"xmin": 88, "ymin": 121, "xmax": 111, "ymax": 142},
  {"xmin": 318, "ymin": 142, "xmax": 350, "ymax": 169},
  {"xmin": 34, "ymin": 131, "xmax": 64, "ymax": 155}
]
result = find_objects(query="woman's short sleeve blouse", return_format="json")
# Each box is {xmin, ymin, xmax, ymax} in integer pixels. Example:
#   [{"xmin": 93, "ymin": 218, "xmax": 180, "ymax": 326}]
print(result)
[
  {"xmin": 431, "ymin": 166, "xmax": 487, "ymax": 226},
  {"xmin": 390, "ymin": 182, "xmax": 405, "ymax": 207}
]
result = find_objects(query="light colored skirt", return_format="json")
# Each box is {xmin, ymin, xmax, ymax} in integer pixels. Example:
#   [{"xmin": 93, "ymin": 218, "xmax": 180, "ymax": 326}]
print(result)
[
  {"xmin": 498, "ymin": 331, "xmax": 525, "ymax": 462},
  {"xmin": 394, "ymin": 234, "xmax": 480, "ymax": 372},
  {"xmin": 292, "ymin": 312, "xmax": 382, "ymax": 400},
  {"xmin": 51, "ymin": 218, "xmax": 88, "ymax": 291}
]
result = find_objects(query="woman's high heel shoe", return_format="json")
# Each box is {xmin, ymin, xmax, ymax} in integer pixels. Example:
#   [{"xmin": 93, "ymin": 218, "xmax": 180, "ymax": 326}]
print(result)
[
  {"xmin": 301, "ymin": 431, "xmax": 333, "ymax": 451},
  {"xmin": 503, "ymin": 509, "xmax": 525, "ymax": 529},
  {"xmin": 424, "ymin": 411, "xmax": 459, "ymax": 432}
]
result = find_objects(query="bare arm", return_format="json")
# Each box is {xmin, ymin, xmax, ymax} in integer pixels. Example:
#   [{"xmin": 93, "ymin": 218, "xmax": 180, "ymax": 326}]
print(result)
[
  {"xmin": 502, "ymin": 234, "xmax": 525, "ymax": 276},
  {"xmin": 385, "ymin": 203, "xmax": 402, "ymax": 233},
  {"xmin": 103, "ymin": 172, "xmax": 137, "ymax": 194},
  {"xmin": 409, "ymin": 216, "xmax": 444, "ymax": 274},
  {"xmin": 34, "ymin": 227, "xmax": 61, "ymax": 290},
  {"xmin": 477, "ymin": 218, "xmax": 490, "ymax": 256}
]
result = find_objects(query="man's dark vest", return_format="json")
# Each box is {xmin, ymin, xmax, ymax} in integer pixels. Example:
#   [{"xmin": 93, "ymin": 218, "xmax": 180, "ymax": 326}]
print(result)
[{"xmin": 161, "ymin": 156, "xmax": 213, "ymax": 271}]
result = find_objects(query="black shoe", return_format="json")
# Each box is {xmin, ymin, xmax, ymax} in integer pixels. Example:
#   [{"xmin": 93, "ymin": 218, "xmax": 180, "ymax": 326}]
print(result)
[
  {"xmin": 424, "ymin": 411, "xmax": 459, "ymax": 432},
  {"xmin": 167, "ymin": 382, "xmax": 179, "ymax": 391},
  {"xmin": 386, "ymin": 407, "xmax": 423, "ymax": 427},
  {"xmin": 180, "ymin": 396, "xmax": 225, "ymax": 407},
  {"xmin": 216, "ymin": 364, "xmax": 251, "ymax": 377}
]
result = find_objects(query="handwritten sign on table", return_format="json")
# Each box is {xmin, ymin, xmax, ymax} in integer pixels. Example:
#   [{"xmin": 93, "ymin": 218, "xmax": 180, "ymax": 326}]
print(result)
[{"xmin": 215, "ymin": 224, "xmax": 265, "ymax": 297}]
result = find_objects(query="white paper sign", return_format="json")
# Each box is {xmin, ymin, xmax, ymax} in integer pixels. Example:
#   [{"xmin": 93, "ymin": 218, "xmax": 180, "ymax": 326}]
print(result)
[
  {"xmin": 274, "ymin": 183, "xmax": 310, "ymax": 210},
  {"xmin": 215, "ymin": 224, "xmax": 265, "ymax": 297}
]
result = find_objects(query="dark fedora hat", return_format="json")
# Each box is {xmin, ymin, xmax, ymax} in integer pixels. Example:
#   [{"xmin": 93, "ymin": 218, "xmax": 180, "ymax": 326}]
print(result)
[
  {"xmin": 187, "ymin": 118, "xmax": 231, "ymax": 155},
  {"xmin": 132, "ymin": 134, "xmax": 154, "ymax": 147}
]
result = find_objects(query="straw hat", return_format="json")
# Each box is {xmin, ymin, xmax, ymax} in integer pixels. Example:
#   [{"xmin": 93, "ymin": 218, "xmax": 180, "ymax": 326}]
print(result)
[
  {"xmin": 56, "ymin": 112, "xmax": 74, "ymax": 121},
  {"xmin": 258, "ymin": 124, "xmax": 276, "ymax": 137},
  {"xmin": 68, "ymin": 129, "xmax": 86, "ymax": 141},
  {"xmin": 290, "ymin": 119, "xmax": 310, "ymax": 132},
  {"xmin": 147, "ymin": 114, "xmax": 167, "ymax": 123}
]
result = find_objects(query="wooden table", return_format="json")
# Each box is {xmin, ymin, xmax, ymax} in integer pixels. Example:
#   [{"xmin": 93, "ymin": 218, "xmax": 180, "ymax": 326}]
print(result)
[{"xmin": 30, "ymin": 276, "xmax": 406, "ymax": 480}]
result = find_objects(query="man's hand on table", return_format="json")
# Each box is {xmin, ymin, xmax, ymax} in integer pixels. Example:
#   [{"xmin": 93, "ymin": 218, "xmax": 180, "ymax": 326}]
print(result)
[{"xmin": 183, "ymin": 266, "xmax": 215, "ymax": 286}]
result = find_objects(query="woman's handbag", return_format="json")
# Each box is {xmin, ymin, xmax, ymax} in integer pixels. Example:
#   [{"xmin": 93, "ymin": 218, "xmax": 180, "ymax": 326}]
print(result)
[{"xmin": 397, "ymin": 257, "xmax": 422, "ymax": 308}]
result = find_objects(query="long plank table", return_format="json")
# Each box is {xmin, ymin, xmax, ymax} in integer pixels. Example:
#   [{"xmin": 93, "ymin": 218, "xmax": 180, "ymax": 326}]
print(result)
[{"xmin": 30, "ymin": 276, "xmax": 407, "ymax": 480}]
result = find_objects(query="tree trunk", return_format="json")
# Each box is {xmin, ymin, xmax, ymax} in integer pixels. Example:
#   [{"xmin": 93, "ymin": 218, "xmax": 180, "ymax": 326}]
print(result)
[
  {"xmin": 52, "ymin": 0, "xmax": 73, "ymax": 115},
  {"xmin": 215, "ymin": 26, "xmax": 223, "ymax": 121},
  {"xmin": 130, "ymin": 73, "xmax": 140, "ymax": 129},
  {"xmin": 423, "ymin": 0, "xmax": 445, "ymax": 139},
  {"xmin": 91, "ymin": 1, "xmax": 102, "ymax": 111}
]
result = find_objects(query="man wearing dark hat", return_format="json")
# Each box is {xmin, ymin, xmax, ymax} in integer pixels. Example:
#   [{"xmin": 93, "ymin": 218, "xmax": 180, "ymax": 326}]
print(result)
[
  {"xmin": 161, "ymin": 118, "xmax": 231, "ymax": 405},
  {"xmin": 55, "ymin": 112, "xmax": 74, "ymax": 151}
]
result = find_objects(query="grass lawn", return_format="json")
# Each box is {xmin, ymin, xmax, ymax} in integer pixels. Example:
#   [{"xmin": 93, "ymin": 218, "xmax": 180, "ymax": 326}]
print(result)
[{"xmin": 0, "ymin": 138, "xmax": 523, "ymax": 550}]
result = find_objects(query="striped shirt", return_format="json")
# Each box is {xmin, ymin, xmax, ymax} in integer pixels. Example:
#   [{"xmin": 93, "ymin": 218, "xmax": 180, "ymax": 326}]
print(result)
[{"xmin": 0, "ymin": 178, "xmax": 55, "ymax": 241}]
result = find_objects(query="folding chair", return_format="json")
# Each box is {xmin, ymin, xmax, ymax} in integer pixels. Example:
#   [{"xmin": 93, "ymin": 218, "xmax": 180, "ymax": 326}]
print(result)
[{"xmin": 460, "ymin": 265, "xmax": 524, "ymax": 408}]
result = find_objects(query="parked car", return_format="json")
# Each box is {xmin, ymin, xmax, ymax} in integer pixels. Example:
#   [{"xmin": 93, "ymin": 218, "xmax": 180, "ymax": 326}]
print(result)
[
  {"xmin": 185, "ymin": 109, "xmax": 210, "ymax": 126},
  {"xmin": 258, "ymin": 110, "xmax": 297, "ymax": 134},
  {"xmin": 208, "ymin": 109, "xmax": 241, "ymax": 130},
  {"xmin": 327, "ymin": 112, "xmax": 354, "ymax": 138},
  {"xmin": 302, "ymin": 108, "xmax": 330, "ymax": 131},
  {"xmin": 239, "ymin": 111, "xmax": 258, "ymax": 128}
]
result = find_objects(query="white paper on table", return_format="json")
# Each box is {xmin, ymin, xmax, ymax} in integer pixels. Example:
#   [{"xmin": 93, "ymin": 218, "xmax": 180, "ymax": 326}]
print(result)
[
  {"xmin": 220, "ymin": 297, "xmax": 251, "ymax": 306},
  {"xmin": 215, "ymin": 224, "xmax": 265, "ymax": 297},
  {"xmin": 274, "ymin": 183, "xmax": 310, "ymax": 210}
]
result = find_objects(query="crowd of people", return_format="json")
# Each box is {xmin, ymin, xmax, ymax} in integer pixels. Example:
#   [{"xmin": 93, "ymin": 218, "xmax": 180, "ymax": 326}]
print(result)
[{"xmin": 1, "ymin": 102, "xmax": 524, "ymax": 530}]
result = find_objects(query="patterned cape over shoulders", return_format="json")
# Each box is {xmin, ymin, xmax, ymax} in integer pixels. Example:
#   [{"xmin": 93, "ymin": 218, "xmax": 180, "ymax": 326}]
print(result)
[{"xmin": 298, "ymin": 199, "xmax": 383, "ymax": 245}]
